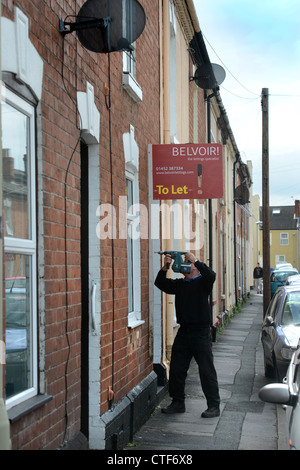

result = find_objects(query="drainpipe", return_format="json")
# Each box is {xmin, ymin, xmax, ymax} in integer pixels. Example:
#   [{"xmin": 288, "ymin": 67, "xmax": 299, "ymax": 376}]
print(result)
[
  {"xmin": 0, "ymin": 7, "xmax": 11, "ymax": 447},
  {"xmin": 205, "ymin": 90, "xmax": 217, "ymax": 319},
  {"xmin": 162, "ymin": 0, "xmax": 174, "ymax": 363}
]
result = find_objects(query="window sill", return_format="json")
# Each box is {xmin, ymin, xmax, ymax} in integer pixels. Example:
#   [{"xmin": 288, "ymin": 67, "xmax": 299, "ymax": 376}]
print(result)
[
  {"xmin": 7, "ymin": 394, "xmax": 52, "ymax": 424},
  {"xmin": 128, "ymin": 319, "xmax": 145, "ymax": 329},
  {"xmin": 122, "ymin": 72, "xmax": 143, "ymax": 102}
]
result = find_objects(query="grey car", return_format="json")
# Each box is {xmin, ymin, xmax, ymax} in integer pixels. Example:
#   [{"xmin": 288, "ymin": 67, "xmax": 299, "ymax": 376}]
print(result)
[
  {"xmin": 285, "ymin": 274, "xmax": 300, "ymax": 286},
  {"xmin": 261, "ymin": 285, "xmax": 300, "ymax": 382},
  {"xmin": 259, "ymin": 338, "xmax": 300, "ymax": 450}
]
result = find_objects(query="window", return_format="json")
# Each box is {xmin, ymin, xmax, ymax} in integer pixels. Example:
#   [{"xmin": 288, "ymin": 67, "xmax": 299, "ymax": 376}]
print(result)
[
  {"xmin": 280, "ymin": 233, "xmax": 289, "ymax": 245},
  {"xmin": 126, "ymin": 178, "xmax": 134, "ymax": 313},
  {"xmin": 122, "ymin": 1, "xmax": 142, "ymax": 102},
  {"xmin": 267, "ymin": 290, "xmax": 283, "ymax": 321},
  {"xmin": 123, "ymin": 45, "xmax": 136, "ymax": 77},
  {"xmin": 123, "ymin": 126, "xmax": 143, "ymax": 328},
  {"xmin": 276, "ymin": 254, "xmax": 285, "ymax": 264},
  {"xmin": 295, "ymin": 362, "xmax": 300, "ymax": 388},
  {"xmin": 2, "ymin": 89, "xmax": 37, "ymax": 408},
  {"xmin": 122, "ymin": 0, "xmax": 137, "ymax": 76},
  {"xmin": 281, "ymin": 292, "xmax": 300, "ymax": 326},
  {"xmin": 125, "ymin": 172, "xmax": 142, "ymax": 328}
]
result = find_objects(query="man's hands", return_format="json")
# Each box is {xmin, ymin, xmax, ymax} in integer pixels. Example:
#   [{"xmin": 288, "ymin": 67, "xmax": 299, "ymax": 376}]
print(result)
[
  {"xmin": 162, "ymin": 254, "xmax": 173, "ymax": 271},
  {"xmin": 162, "ymin": 252, "xmax": 198, "ymax": 271},
  {"xmin": 184, "ymin": 252, "xmax": 197, "ymax": 264}
]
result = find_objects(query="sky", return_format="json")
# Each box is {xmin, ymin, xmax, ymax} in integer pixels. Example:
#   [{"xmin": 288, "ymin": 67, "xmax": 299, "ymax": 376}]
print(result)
[{"xmin": 194, "ymin": 0, "xmax": 300, "ymax": 207}]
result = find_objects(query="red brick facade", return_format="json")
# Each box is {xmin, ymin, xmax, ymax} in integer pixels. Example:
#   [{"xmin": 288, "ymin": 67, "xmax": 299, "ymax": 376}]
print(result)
[
  {"xmin": 2, "ymin": 0, "xmax": 160, "ymax": 449},
  {"xmin": 1, "ymin": 0, "xmax": 252, "ymax": 451}
]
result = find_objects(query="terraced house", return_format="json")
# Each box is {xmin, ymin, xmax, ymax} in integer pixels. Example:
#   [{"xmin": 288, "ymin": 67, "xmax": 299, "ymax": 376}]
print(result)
[{"xmin": 0, "ymin": 0, "xmax": 253, "ymax": 450}]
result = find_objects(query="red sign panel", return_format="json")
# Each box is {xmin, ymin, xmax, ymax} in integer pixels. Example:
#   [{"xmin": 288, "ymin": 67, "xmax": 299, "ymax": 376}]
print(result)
[{"xmin": 151, "ymin": 144, "xmax": 223, "ymax": 200}]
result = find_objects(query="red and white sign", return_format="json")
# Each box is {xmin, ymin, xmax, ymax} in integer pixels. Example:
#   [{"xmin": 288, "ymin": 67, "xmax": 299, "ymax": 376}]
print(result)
[{"xmin": 151, "ymin": 144, "xmax": 223, "ymax": 200}]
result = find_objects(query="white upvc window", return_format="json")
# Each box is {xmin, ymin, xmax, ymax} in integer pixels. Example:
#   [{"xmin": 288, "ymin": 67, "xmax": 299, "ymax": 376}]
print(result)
[
  {"xmin": 2, "ymin": 89, "xmax": 37, "ymax": 409},
  {"xmin": 123, "ymin": 126, "xmax": 143, "ymax": 328},
  {"xmin": 126, "ymin": 171, "xmax": 142, "ymax": 328},
  {"xmin": 280, "ymin": 233, "xmax": 289, "ymax": 246},
  {"xmin": 121, "ymin": 0, "xmax": 142, "ymax": 102}
]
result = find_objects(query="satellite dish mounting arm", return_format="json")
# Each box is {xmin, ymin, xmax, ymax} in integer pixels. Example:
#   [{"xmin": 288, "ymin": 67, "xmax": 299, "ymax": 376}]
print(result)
[
  {"xmin": 59, "ymin": 16, "xmax": 112, "ymax": 52},
  {"xmin": 59, "ymin": 16, "xmax": 111, "ymax": 36}
]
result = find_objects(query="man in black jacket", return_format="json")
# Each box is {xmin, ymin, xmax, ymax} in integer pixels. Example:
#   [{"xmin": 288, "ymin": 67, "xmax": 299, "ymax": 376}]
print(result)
[
  {"xmin": 155, "ymin": 252, "xmax": 220, "ymax": 418},
  {"xmin": 253, "ymin": 263, "xmax": 263, "ymax": 294}
]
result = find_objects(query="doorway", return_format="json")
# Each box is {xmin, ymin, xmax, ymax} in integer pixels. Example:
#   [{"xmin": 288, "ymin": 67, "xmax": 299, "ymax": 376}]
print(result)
[{"xmin": 80, "ymin": 140, "xmax": 89, "ymax": 438}]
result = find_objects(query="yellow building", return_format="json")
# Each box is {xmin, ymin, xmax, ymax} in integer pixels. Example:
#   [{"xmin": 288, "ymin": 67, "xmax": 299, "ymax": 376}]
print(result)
[{"xmin": 267, "ymin": 206, "xmax": 299, "ymax": 271}]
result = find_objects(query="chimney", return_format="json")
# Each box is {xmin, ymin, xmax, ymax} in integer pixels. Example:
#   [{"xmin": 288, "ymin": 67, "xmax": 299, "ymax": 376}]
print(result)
[{"xmin": 295, "ymin": 200, "xmax": 300, "ymax": 219}]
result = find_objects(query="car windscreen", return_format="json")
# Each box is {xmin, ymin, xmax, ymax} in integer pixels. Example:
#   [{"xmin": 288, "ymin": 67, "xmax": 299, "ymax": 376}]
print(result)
[
  {"xmin": 281, "ymin": 291, "xmax": 300, "ymax": 326},
  {"xmin": 271, "ymin": 270, "xmax": 298, "ymax": 283}
]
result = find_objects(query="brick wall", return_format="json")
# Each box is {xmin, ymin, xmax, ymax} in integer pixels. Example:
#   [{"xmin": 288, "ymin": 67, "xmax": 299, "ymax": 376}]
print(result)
[
  {"xmin": 98, "ymin": 3, "xmax": 160, "ymax": 414},
  {"xmin": 2, "ymin": 0, "xmax": 160, "ymax": 449}
]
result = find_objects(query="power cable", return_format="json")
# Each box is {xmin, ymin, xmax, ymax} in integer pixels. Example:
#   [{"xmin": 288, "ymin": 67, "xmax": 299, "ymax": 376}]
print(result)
[
  {"xmin": 220, "ymin": 85, "xmax": 261, "ymax": 102},
  {"xmin": 203, "ymin": 33, "xmax": 300, "ymax": 100},
  {"xmin": 59, "ymin": 30, "xmax": 83, "ymax": 449},
  {"xmin": 202, "ymin": 32, "xmax": 260, "ymax": 97}
]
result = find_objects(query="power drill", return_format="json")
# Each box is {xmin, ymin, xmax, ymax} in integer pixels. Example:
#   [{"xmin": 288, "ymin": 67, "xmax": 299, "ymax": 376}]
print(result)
[{"xmin": 156, "ymin": 251, "xmax": 191, "ymax": 274}]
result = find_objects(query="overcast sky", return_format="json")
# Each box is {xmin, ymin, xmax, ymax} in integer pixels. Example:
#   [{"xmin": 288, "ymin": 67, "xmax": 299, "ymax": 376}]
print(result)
[{"xmin": 194, "ymin": 0, "xmax": 300, "ymax": 207}]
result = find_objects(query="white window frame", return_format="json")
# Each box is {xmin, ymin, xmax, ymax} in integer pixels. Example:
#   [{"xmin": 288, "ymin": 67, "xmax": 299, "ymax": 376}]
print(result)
[
  {"xmin": 123, "ymin": 125, "xmax": 143, "ymax": 328},
  {"xmin": 4, "ymin": 89, "xmax": 38, "ymax": 409},
  {"xmin": 276, "ymin": 255, "xmax": 286, "ymax": 264},
  {"xmin": 280, "ymin": 233, "xmax": 289, "ymax": 246},
  {"xmin": 121, "ymin": 1, "xmax": 142, "ymax": 102},
  {"xmin": 126, "ymin": 169, "xmax": 143, "ymax": 328},
  {"xmin": 122, "ymin": 51, "xmax": 143, "ymax": 102}
]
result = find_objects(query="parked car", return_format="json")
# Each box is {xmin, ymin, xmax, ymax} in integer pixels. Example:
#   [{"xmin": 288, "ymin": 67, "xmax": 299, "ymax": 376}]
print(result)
[
  {"xmin": 270, "ymin": 268, "xmax": 299, "ymax": 297},
  {"xmin": 261, "ymin": 285, "xmax": 300, "ymax": 382},
  {"xmin": 259, "ymin": 338, "xmax": 300, "ymax": 450},
  {"xmin": 276, "ymin": 263, "xmax": 293, "ymax": 270},
  {"xmin": 285, "ymin": 274, "xmax": 300, "ymax": 286}
]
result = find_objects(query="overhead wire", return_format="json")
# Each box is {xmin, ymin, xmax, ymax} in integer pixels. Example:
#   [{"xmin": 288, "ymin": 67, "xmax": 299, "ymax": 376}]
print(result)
[
  {"xmin": 203, "ymin": 32, "xmax": 300, "ymax": 101},
  {"xmin": 202, "ymin": 32, "xmax": 260, "ymax": 98},
  {"xmin": 220, "ymin": 86, "xmax": 258, "ymax": 101}
]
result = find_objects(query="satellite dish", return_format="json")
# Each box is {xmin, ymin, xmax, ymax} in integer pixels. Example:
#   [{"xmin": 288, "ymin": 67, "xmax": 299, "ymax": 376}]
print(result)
[
  {"xmin": 60, "ymin": 0, "xmax": 146, "ymax": 53},
  {"xmin": 192, "ymin": 63, "xmax": 226, "ymax": 90},
  {"xmin": 234, "ymin": 184, "xmax": 250, "ymax": 205}
]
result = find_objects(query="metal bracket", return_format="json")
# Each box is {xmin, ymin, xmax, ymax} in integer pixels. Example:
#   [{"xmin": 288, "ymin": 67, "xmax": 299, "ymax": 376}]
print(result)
[{"xmin": 59, "ymin": 17, "xmax": 111, "ymax": 36}]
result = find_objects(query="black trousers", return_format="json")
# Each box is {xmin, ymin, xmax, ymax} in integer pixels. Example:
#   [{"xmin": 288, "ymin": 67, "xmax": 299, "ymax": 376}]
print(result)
[{"xmin": 169, "ymin": 327, "xmax": 220, "ymax": 408}]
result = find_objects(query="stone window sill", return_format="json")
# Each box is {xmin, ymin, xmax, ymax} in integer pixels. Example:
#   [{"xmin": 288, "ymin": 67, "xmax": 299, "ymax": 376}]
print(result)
[
  {"xmin": 7, "ymin": 394, "xmax": 52, "ymax": 424},
  {"xmin": 122, "ymin": 72, "xmax": 143, "ymax": 102}
]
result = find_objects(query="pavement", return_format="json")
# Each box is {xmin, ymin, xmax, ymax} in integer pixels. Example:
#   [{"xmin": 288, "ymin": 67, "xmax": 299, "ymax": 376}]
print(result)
[{"xmin": 125, "ymin": 293, "xmax": 289, "ymax": 451}]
